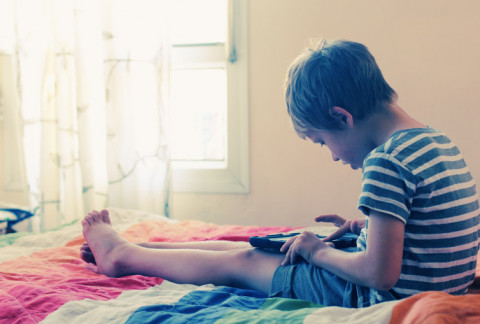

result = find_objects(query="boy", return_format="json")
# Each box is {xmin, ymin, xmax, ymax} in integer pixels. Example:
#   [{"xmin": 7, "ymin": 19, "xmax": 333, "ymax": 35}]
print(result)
[{"xmin": 81, "ymin": 40, "xmax": 480, "ymax": 308}]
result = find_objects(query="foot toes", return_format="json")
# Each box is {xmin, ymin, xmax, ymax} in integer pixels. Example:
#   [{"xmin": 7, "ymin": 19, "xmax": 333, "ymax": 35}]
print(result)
[
  {"xmin": 88, "ymin": 210, "xmax": 99, "ymax": 222},
  {"xmin": 80, "ymin": 242, "xmax": 91, "ymax": 252},
  {"xmin": 84, "ymin": 209, "xmax": 111, "ymax": 225},
  {"xmin": 100, "ymin": 209, "xmax": 111, "ymax": 224},
  {"xmin": 81, "ymin": 250, "xmax": 96, "ymax": 264}
]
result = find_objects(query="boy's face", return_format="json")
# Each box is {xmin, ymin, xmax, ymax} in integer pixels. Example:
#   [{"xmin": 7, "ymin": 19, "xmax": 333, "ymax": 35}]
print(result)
[{"xmin": 305, "ymin": 128, "xmax": 374, "ymax": 170}]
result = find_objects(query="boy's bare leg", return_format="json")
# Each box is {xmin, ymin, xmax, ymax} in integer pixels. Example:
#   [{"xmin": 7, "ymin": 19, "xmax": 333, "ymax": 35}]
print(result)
[
  {"xmin": 139, "ymin": 240, "xmax": 252, "ymax": 250},
  {"xmin": 82, "ymin": 210, "xmax": 284, "ymax": 293},
  {"xmin": 80, "ymin": 241, "xmax": 250, "ymax": 264}
]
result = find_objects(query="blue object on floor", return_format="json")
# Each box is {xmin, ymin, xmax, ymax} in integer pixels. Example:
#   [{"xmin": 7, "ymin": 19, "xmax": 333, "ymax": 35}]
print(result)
[{"xmin": 0, "ymin": 208, "xmax": 35, "ymax": 233}]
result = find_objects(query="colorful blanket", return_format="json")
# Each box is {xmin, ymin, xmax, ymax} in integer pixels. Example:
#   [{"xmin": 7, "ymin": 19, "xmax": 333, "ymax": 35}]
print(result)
[{"xmin": 1, "ymin": 208, "xmax": 480, "ymax": 323}]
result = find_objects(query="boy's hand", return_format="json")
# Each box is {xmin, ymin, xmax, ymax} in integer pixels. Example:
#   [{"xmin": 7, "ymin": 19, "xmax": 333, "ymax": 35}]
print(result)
[
  {"xmin": 280, "ymin": 231, "xmax": 328, "ymax": 266},
  {"xmin": 315, "ymin": 214, "xmax": 365, "ymax": 242}
]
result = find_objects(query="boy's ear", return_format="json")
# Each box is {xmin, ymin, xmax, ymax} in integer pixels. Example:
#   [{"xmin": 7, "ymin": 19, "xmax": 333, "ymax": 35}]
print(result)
[{"xmin": 329, "ymin": 106, "xmax": 354, "ymax": 129}]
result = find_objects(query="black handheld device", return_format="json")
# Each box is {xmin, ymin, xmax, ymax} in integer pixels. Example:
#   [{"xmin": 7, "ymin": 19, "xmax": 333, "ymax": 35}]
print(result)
[{"xmin": 249, "ymin": 231, "xmax": 358, "ymax": 253}]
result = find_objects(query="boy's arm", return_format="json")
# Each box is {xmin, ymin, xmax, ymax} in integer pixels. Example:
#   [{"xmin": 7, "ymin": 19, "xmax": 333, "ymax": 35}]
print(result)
[{"xmin": 281, "ymin": 210, "xmax": 404, "ymax": 291}]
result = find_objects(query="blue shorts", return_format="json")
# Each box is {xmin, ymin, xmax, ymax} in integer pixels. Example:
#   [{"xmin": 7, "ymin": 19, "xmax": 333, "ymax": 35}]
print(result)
[{"xmin": 269, "ymin": 262, "xmax": 397, "ymax": 308}]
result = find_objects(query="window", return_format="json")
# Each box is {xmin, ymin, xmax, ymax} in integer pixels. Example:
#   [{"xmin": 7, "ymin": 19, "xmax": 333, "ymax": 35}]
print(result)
[
  {"xmin": 169, "ymin": 0, "xmax": 249, "ymax": 193},
  {"xmin": 0, "ymin": 0, "xmax": 249, "ymax": 195}
]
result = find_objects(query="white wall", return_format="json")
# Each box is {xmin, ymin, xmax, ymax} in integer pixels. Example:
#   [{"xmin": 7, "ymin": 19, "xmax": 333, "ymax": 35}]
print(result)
[
  {"xmin": 171, "ymin": 0, "xmax": 480, "ymax": 226},
  {"xmin": 2, "ymin": 0, "xmax": 480, "ymax": 228}
]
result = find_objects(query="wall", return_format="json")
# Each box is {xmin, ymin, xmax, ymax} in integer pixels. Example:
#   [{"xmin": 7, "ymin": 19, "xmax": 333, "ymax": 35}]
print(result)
[
  {"xmin": 2, "ymin": 0, "xmax": 480, "ymax": 228},
  {"xmin": 171, "ymin": 0, "xmax": 480, "ymax": 226}
]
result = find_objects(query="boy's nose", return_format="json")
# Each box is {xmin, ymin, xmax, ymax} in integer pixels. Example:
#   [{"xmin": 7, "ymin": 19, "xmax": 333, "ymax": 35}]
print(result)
[{"xmin": 332, "ymin": 154, "xmax": 340, "ymax": 162}]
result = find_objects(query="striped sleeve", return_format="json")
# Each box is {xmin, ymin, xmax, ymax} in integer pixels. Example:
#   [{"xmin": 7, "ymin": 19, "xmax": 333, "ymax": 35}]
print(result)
[{"xmin": 359, "ymin": 154, "xmax": 417, "ymax": 223}]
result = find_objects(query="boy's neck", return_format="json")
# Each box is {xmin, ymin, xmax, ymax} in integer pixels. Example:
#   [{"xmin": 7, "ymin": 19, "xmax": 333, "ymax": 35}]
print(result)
[{"xmin": 360, "ymin": 102, "xmax": 426, "ymax": 147}]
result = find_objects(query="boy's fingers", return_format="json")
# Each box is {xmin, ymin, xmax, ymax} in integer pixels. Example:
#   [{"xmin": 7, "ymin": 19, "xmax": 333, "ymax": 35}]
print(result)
[
  {"xmin": 314, "ymin": 214, "xmax": 338, "ymax": 222},
  {"xmin": 281, "ymin": 236, "xmax": 300, "ymax": 265},
  {"xmin": 350, "ymin": 220, "xmax": 365, "ymax": 235},
  {"xmin": 280, "ymin": 235, "xmax": 297, "ymax": 253},
  {"xmin": 287, "ymin": 247, "xmax": 296, "ymax": 265},
  {"xmin": 281, "ymin": 248, "xmax": 292, "ymax": 266},
  {"xmin": 314, "ymin": 214, "xmax": 345, "ymax": 227},
  {"xmin": 323, "ymin": 223, "xmax": 349, "ymax": 242}
]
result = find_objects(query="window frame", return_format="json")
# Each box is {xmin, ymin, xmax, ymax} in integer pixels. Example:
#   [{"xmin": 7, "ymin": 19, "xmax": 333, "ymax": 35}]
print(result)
[{"xmin": 170, "ymin": 0, "xmax": 249, "ymax": 194}]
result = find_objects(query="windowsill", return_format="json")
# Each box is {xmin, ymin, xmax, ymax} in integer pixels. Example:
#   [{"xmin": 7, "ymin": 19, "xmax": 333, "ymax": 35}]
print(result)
[
  {"xmin": 172, "ymin": 160, "xmax": 227, "ymax": 170},
  {"xmin": 172, "ymin": 165, "xmax": 249, "ymax": 194}
]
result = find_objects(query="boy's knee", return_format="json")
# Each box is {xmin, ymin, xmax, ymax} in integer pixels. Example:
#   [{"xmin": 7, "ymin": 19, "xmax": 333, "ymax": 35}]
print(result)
[
  {"xmin": 225, "ymin": 248, "xmax": 282, "ymax": 292},
  {"xmin": 227, "ymin": 248, "xmax": 281, "ymax": 274}
]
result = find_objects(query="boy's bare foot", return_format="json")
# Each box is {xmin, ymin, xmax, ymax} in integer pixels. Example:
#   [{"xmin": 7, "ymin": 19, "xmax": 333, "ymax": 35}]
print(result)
[
  {"xmin": 80, "ymin": 242, "xmax": 96, "ymax": 264},
  {"xmin": 81, "ymin": 209, "xmax": 132, "ymax": 277}
]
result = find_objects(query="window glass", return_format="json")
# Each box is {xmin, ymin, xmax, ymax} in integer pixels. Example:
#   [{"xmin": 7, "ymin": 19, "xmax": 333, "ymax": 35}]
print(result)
[
  {"xmin": 169, "ymin": 68, "xmax": 227, "ymax": 161},
  {"xmin": 169, "ymin": 0, "xmax": 227, "ymax": 45}
]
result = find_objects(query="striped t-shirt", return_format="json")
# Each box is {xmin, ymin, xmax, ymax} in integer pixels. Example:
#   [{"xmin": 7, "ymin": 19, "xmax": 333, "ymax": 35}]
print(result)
[{"xmin": 357, "ymin": 127, "xmax": 479, "ymax": 299}]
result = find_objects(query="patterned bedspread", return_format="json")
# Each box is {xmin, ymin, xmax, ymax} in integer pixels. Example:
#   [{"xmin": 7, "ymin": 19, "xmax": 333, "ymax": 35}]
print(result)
[{"xmin": 1, "ymin": 208, "xmax": 479, "ymax": 323}]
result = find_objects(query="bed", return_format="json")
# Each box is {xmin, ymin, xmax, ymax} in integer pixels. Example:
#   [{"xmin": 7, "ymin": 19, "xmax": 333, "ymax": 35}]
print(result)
[{"xmin": 1, "ymin": 208, "xmax": 480, "ymax": 324}]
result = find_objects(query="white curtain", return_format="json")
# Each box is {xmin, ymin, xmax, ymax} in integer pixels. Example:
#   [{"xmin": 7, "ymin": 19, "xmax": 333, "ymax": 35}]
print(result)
[{"xmin": 1, "ymin": 0, "xmax": 171, "ymax": 231}]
